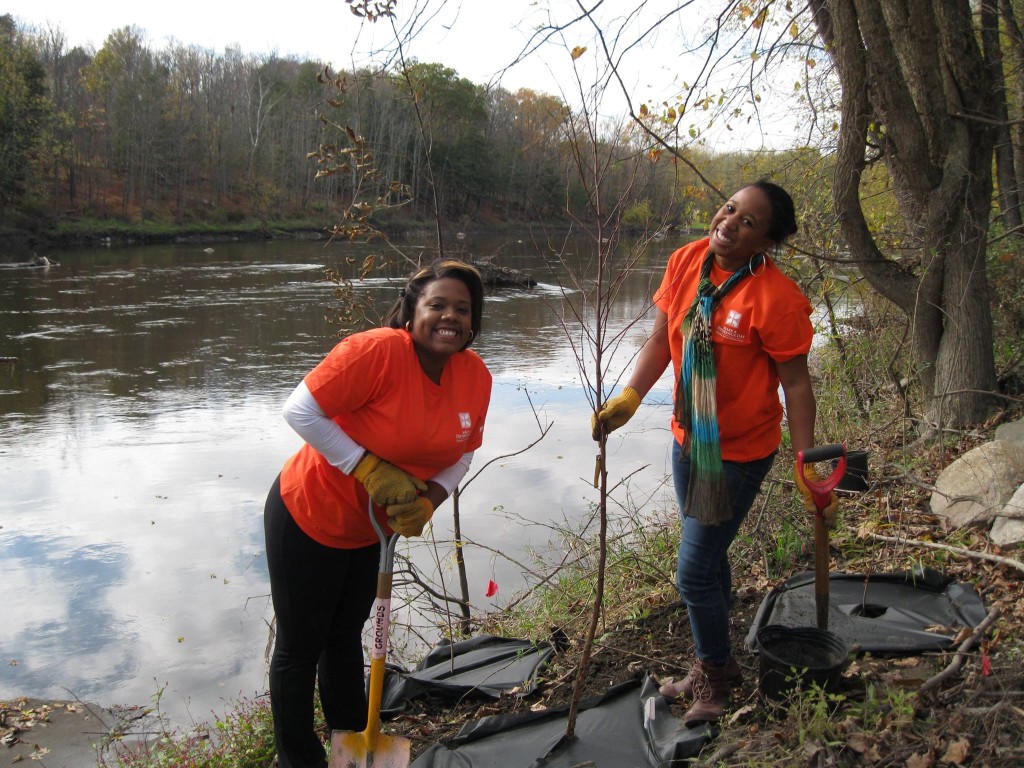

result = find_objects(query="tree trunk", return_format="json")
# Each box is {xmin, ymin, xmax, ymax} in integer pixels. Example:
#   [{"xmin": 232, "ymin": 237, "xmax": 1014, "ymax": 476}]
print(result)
[
  {"xmin": 809, "ymin": 0, "xmax": 999, "ymax": 428},
  {"xmin": 932, "ymin": 225, "xmax": 998, "ymax": 426},
  {"xmin": 983, "ymin": 0, "xmax": 1022, "ymax": 233},
  {"xmin": 1001, "ymin": 0, "xmax": 1024, "ymax": 231}
]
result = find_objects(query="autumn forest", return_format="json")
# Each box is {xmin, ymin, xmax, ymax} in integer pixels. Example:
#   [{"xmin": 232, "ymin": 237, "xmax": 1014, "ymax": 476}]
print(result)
[{"xmin": 0, "ymin": 14, "xmax": 788, "ymax": 240}]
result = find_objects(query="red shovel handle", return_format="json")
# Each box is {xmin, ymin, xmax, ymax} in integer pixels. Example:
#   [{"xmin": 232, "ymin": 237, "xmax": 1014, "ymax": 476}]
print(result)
[{"xmin": 797, "ymin": 443, "xmax": 847, "ymax": 513}]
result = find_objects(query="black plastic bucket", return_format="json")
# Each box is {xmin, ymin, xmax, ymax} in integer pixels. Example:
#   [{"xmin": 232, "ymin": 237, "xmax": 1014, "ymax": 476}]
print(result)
[
  {"xmin": 834, "ymin": 449, "xmax": 869, "ymax": 492},
  {"xmin": 755, "ymin": 624, "xmax": 849, "ymax": 700}
]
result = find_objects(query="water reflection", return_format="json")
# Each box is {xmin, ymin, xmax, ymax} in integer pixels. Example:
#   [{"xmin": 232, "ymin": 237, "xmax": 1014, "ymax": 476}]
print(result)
[
  {"xmin": 6, "ymin": 534, "xmax": 135, "ymax": 699},
  {"xmin": 0, "ymin": 237, "xmax": 683, "ymax": 726}
]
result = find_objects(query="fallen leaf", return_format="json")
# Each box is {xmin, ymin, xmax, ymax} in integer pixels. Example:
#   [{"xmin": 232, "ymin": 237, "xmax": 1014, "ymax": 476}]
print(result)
[
  {"xmin": 940, "ymin": 737, "xmax": 970, "ymax": 765},
  {"xmin": 951, "ymin": 627, "xmax": 972, "ymax": 644},
  {"xmin": 906, "ymin": 751, "xmax": 935, "ymax": 768},
  {"xmin": 802, "ymin": 742, "xmax": 824, "ymax": 762},
  {"xmin": 835, "ymin": 715, "xmax": 859, "ymax": 734},
  {"xmin": 845, "ymin": 732, "xmax": 874, "ymax": 754},
  {"xmin": 727, "ymin": 704, "xmax": 755, "ymax": 724},
  {"xmin": 892, "ymin": 657, "xmax": 922, "ymax": 668}
]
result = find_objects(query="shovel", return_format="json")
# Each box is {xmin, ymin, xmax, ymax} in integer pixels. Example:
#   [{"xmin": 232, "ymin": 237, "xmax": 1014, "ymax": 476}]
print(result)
[
  {"xmin": 796, "ymin": 443, "xmax": 847, "ymax": 631},
  {"xmin": 328, "ymin": 500, "xmax": 411, "ymax": 768}
]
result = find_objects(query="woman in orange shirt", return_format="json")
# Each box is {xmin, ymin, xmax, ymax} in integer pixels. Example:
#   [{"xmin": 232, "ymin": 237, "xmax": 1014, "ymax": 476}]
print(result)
[
  {"xmin": 593, "ymin": 181, "xmax": 836, "ymax": 726},
  {"xmin": 264, "ymin": 260, "xmax": 491, "ymax": 768}
]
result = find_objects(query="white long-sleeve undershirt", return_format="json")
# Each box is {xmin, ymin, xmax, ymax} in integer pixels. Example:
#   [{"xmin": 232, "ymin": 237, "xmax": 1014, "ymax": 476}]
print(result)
[{"xmin": 282, "ymin": 380, "xmax": 473, "ymax": 495}]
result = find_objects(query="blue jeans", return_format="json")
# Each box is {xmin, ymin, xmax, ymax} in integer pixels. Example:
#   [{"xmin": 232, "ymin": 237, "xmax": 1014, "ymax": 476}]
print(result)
[{"xmin": 672, "ymin": 440, "xmax": 775, "ymax": 665}]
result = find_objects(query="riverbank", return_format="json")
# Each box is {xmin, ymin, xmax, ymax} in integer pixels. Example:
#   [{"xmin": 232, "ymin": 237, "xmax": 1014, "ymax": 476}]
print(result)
[
  {"xmin": 0, "ymin": 697, "xmax": 155, "ymax": 768},
  {"xmin": 0, "ymin": 219, "xmax": 336, "ymax": 255},
  {"xmin": 0, "ymin": 213, "xmax": 648, "ymax": 257}
]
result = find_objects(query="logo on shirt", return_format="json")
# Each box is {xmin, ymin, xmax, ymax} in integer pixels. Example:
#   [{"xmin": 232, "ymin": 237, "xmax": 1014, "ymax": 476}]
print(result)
[
  {"xmin": 715, "ymin": 310, "xmax": 747, "ymax": 342},
  {"xmin": 456, "ymin": 411, "xmax": 473, "ymax": 442}
]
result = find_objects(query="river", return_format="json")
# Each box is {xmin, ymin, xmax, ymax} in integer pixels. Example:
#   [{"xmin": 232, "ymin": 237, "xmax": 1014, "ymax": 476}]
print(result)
[{"xmin": 0, "ymin": 233, "xmax": 683, "ymax": 728}]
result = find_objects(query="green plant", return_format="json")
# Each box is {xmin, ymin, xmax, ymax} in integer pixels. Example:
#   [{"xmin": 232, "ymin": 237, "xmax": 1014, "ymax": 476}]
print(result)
[
  {"xmin": 854, "ymin": 679, "xmax": 916, "ymax": 733},
  {"xmin": 622, "ymin": 199, "xmax": 655, "ymax": 229},
  {"xmin": 767, "ymin": 518, "xmax": 802, "ymax": 577},
  {"xmin": 773, "ymin": 677, "xmax": 846, "ymax": 748},
  {"xmin": 480, "ymin": 499, "xmax": 680, "ymax": 641},
  {"xmin": 106, "ymin": 694, "xmax": 294, "ymax": 768},
  {"xmin": 987, "ymin": 238, "xmax": 1024, "ymax": 381}
]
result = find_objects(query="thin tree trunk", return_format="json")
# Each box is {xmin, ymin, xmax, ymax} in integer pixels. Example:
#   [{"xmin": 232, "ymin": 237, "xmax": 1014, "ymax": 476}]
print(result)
[{"xmin": 982, "ymin": 1, "xmax": 1022, "ymax": 232}]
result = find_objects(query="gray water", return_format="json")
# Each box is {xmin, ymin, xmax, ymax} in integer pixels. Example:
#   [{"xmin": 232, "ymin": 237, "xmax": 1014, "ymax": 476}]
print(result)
[{"xmin": 0, "ymin": 235, "xmax": 681, "ymax": 727}]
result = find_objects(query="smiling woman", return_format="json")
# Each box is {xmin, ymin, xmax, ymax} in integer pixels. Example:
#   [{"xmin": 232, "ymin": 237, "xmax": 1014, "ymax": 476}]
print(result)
[
  {"xmin": 263, "ymin": 259, "xmax": 492, "ymax": 767},
  {"xmin": 592, "ymin": 180, "xmax": 829, "ymax": 727},
  {"xmin": 382, "ymin": 261, "xmax": 485, "ymax": 384}
]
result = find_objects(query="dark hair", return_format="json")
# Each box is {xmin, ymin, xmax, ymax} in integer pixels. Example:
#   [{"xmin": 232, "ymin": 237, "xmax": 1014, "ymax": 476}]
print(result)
[
  {"xmin": 383, "ymin": 259, "xmax": 484, "ymax": 349},
  {"xmin": 747, "ymin": 180, "xmax": 798, "ymax": 244}
]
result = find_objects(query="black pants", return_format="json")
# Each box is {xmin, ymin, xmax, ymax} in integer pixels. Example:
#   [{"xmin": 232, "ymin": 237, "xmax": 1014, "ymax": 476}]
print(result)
[{"xmin": 264, "ymin": 475, "xmax": 379, "ymax": 768}]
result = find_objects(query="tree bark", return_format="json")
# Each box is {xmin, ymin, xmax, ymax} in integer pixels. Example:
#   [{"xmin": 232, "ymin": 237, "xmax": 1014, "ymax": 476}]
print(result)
[
  {"xmin": 982, "ymin": 1, "xmax": 1022, "ymax": 233},
  {"xmin": 809, "ymin": 0, "xmax": 999, "ymax": 428}
]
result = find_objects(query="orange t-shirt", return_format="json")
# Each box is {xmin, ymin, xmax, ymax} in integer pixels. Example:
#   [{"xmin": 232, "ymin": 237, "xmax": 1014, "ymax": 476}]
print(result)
[
  {"xmin": 279, "ymin": 327, "xmax": 492, "ymax": 548},
  {"xmin": 654, "ymin": 237, "xmax": 813, "ymax": 462}
]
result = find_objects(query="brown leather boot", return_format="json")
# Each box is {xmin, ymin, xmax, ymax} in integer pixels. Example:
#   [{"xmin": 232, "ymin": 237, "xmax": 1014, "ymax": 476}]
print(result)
[
  {"xmin": 682, "ymin": 660, "xmax": 732, "ymax": 726},
  {"xmin": 658, "ymin": 655, "xmax": 742, "ymax": 701}
]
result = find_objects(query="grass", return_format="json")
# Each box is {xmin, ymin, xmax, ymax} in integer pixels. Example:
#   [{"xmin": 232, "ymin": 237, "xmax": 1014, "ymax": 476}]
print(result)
[
  {"xmin": 104, "ymin": 694, "xmax": 282, "ymax": 768},
  {"xmin": 483, "ymin": 500, "xmax": 682, "ymax": 642}
]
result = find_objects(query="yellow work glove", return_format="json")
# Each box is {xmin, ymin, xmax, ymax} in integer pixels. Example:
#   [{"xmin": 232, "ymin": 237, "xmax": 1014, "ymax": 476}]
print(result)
[
  {"xmin": 794, "ymin": 462, "xmax": 840, "ymax": 529},
  {"xmin": 352, "ymin": 453, "xmax": 428, "ymax": 506},
  {"xmin": 591, "ymin": 386, "xmax": 642, "ymax": 441},
  {"xmin": 386, "ymin": 497, "xmax": 434, "ymax": 538}
]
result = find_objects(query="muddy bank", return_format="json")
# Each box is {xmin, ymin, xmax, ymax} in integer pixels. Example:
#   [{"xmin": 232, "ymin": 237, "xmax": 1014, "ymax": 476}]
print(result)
[{"xmin": 0, "ymin": 697, "xmax": 155, "ymax": 768}]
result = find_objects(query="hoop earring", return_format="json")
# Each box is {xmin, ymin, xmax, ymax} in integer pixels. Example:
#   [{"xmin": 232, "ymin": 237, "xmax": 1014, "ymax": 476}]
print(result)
[
  {"xmin": 467, "ymin": 330, "xmax": 475, "ymax": 341},
  {"xmin": 405, "ymin": 321, "xmax": 411, "ymax": 331},
  {"xmin": 750, "ymin": 253, "xmax": 766, "ymax": 277}
]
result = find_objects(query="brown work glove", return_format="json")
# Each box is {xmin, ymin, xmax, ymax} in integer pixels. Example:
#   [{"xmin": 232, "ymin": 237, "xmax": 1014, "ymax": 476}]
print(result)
[
  {"xmin": 794, "ymin": 462, "xmax": 839, "ymax": 529},
  {"xmin": 386, "ymin": 497, "xmax": 434, "ymax": 538},
  {"xmin": 352, "ymin": 452, "xmax": 427, "ymax": 506},
  {"xmin": 591, "ymin": 386, "xmax": 642, "ymax": 441}
]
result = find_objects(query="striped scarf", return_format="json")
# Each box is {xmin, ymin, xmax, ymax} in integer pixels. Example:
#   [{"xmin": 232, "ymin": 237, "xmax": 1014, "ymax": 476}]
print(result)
[{"xmin": 674, "ymin": 249, "xmax": 764, "ymax": 526}]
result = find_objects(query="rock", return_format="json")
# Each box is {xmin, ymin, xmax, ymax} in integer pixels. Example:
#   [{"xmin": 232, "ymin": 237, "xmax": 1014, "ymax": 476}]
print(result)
[
  {"xmin": 930, "ymin": 440, "xmax": 1024, "ymax": 529},
  {"xmin": 995, "ymin": 416, "xmax": 1024, "ymax": 446},
  {"xmin": 990, "ymin": 483, "xmax": 1024, "ymax": 548},
  {"xmin": 466, "ymin": 259, "xmax": 537, "ymax": 289}
]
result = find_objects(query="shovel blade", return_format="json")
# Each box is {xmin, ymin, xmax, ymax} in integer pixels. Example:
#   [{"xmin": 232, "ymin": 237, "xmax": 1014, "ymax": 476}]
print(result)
[{"xmin": 328, "ymin": 729, "xmax": 411, "ymax": 768}]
